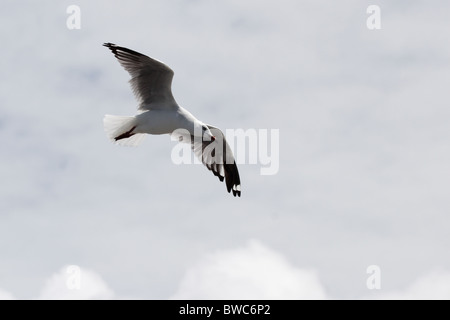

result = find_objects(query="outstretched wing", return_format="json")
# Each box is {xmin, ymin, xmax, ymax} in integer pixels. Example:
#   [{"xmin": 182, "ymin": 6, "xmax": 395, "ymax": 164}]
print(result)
[
  {"xmin": 103, "ymin": 43, "xmax": 177, "ymax": 110},
  {"xmin": 191, "ymin": 126, "xmax": 241, "ymax": 197}
]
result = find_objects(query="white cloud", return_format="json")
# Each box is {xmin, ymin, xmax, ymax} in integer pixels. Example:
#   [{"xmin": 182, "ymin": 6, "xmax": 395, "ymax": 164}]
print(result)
[
  {"xmin": 38, "ymin": 266, "xmax": 114, "ymax": 300},
  {"xmin": 372, "ymin": 270, "xmax": 450, "ymax": 300},
  {"xmin": 4, "ymin": 264, "xmax": 450, "ymax": 300},
  {"xmin": 171, "ymin": 240, "xmax": 327, "ymax": 300},
  {"xmin": 0, "ymin": 289, "xmax": 15, "ymax": 300}
]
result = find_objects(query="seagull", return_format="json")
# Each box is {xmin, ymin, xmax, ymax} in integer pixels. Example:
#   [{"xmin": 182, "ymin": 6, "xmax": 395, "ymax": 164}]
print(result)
[{"xmin": 103, "ymin": 43, "xmax": 241, "ymax": 197}]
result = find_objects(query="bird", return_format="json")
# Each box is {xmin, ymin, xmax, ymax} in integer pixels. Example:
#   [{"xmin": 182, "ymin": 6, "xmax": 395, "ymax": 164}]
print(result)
[{"xmin": 102, "ymin": 43, "xmax": 241, "ymax": 197}]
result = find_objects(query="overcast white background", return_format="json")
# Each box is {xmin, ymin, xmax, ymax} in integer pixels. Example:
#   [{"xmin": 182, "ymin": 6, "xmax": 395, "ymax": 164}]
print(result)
[{"xmin": 1, "ymin": 0, "xmax": 450, "ymax": 299}]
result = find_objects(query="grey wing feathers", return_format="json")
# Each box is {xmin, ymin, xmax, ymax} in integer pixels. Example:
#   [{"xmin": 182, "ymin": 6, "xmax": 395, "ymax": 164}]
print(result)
[{"xmin": 103, "ymin": 43, "xmax": 177, "ymax": 110}]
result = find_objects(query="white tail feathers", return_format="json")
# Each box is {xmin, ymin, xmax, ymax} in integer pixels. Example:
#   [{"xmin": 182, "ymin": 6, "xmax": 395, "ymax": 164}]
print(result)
[{"xmin": 103, "ymin": 115, "xmax": 146, "ymax": 147}]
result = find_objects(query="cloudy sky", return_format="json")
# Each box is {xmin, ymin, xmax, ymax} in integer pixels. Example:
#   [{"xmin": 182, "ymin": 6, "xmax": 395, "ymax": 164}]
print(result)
[{"xmin": 1, "ymin": 0, "xmax": 450, "ymax": 299}]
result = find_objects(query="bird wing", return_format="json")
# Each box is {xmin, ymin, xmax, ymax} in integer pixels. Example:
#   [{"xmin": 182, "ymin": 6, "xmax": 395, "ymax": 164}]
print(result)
[
  {"xmin": 103, "ymin": 43, "xmax": 177, "ymax": 110},
  {"xmin": 190, "ymin": 125, "xmax": 241, "ymax": 197}
]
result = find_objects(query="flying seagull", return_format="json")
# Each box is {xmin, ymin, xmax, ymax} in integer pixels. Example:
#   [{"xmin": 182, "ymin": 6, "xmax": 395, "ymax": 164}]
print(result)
[{"xmin": 103, "ymin": 43, "xmax": 241, "ymax": 197}]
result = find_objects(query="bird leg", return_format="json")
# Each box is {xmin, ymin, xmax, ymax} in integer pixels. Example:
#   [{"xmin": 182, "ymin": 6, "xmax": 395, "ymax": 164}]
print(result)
[{"xmin": 114, "ymin": 126, "xmax": 137, "ymax": 141}]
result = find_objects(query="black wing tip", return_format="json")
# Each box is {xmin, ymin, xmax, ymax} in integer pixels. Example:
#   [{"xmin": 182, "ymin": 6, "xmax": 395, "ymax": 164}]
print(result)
[
  {"xmin": 229, "ymin": 185, "xmax": 241, "ymax": 197},
  {"xmin": 222, "ymin": 172, "xmax": 241, "ymax": 197},
  {"xmin": 103, "ymin": 42, "xmax": 119, "ymax": 55},
  {"xmin": 102, "ymin": 42, "xmax": 146, "ymax": 58},
  {"xmin": 226, "ymin": 180, "xmax": 241, "ymax": 197},
  {"xmin": 103, "ymin": 42, "xmax": 117, "ymax": 51},
  {"xmin": 224, "ymin": 162, "xmax": 241, "ymax": 197}
]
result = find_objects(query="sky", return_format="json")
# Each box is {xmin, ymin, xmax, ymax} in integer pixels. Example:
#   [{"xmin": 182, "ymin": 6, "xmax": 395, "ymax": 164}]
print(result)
[{"xmin": 1, "ymin": 0, "xmax": 450, "ymax": 299}]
